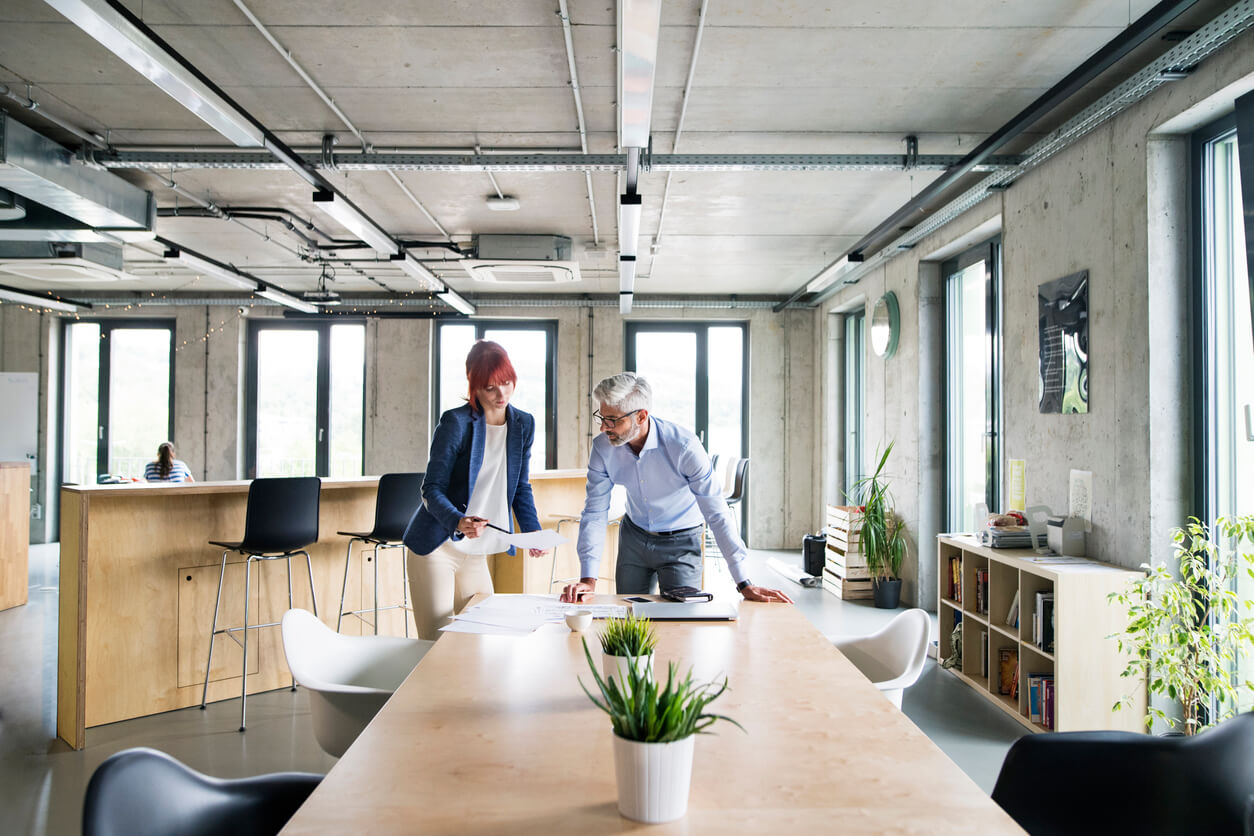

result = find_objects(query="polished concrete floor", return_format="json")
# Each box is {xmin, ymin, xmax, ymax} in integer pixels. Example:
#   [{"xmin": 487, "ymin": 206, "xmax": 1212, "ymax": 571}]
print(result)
[{"xmin": 0, "ymin": 543, "xmax": 1026, "ymax": 835}]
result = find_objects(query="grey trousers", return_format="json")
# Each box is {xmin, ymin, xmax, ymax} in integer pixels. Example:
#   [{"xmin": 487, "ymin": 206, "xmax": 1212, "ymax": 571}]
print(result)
[{"xmin": 615, "ymin": 515, "xmax": 703, "ymax": 594}]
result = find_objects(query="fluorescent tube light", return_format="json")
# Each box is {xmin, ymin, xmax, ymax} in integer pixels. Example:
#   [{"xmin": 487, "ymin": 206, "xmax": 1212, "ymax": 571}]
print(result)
[
  {"xmin": 391, "ymin": 252, "xmax": 443, "ymax": 291},
  {"xmin": 619, "ymin": 193, "xmax": 642, "ymax": 258},
  {"xmin": 0, "ymin": 284, "xmax": 83, "ymax": 313},
  {"xmin": 619, "ymin": 255, "xmax": 637, "ymax": 293},
  {"xmin": 618, "ymin": 0, "xmax": 662, "ymax": 149},
  {"xmin": 485, "ymin": 196, "xmax": 520, "ymax": 211},
  {"xmin": 257, "ymin": 286, "xmax": 319, "ymax": 314},
  {"xmin": 805, "ymin": 256, "xmax": 859, "ymax": 294},
  {"xmin": 175, "ymin": 250, "xmax": 259, "ymax": 291},
  {"xmin": 43, "ymin": 0, "xmax": 264, "ymax": 148},
  {"xmin": 437, "ymin": 288, "xmax": 476, "ymax": 316},
  {"xmin": 619, "ymin": 291, "xmax": 633, "ymax": 314},
  {"xmin": 312, "ymin": 190, "xmax": 398, "ymax": 256}
]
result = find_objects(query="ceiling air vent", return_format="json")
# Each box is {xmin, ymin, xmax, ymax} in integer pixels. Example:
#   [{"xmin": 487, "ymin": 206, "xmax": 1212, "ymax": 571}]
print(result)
[
  {"xmin": 0, "ymin": 242, "xmax": 129, "ymax": 284},
  {"xmin": 464, "ymin": 261, "xmax": 581, "ymax": 284},
  {"xmin": 463, "ymin": 234, "xmax": 581, "ymax": 284}
]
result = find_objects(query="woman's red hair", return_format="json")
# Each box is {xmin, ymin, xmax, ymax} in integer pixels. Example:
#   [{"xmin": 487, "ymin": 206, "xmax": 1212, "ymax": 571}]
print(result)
[{"xmin": 465, "ymin": 340, "xmax": 517, "ymax": 413}]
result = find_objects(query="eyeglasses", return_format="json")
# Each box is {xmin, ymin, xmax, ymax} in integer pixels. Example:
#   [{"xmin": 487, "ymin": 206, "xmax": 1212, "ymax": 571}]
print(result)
[{"xmin": 593, "ymin": 409, "xmax": 642, "ymax": 428}]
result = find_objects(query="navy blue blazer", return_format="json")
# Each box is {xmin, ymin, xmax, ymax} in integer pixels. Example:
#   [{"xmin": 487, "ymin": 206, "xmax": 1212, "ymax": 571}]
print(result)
[{"xmin": 402, "ymin": 403, "xmax": 541, "ymax": 556}]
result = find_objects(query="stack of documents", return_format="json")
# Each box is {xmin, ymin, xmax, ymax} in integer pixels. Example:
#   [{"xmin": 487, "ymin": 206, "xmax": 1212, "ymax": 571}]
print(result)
[
  {"xmin": 441, "ymin": 594, "xmax": 628, "ymax": 636},
  {"xmin": 978, "ymin": 526, "xmax": 1045, "ymax": 550}
]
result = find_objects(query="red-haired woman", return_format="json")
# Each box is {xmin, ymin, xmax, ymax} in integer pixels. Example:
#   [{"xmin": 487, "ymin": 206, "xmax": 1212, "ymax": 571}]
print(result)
[{"xmin": 402, "ymin": 340, "xmax": 544, "ymax": 639}]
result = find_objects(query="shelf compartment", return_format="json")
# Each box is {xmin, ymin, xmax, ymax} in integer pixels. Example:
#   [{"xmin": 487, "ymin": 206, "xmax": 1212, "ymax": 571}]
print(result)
[
  {"xmin": 963, "ymin": 553, "xmax": 991, "ymax": 618},
  {"xmin": 1021, "ymin": 573, "xmax": 1056, "ymax": 656},
  {"xmin": 961, "ymin": 617, "xmax": 991, "ymax": 687},
  {"xmin": 988, "ymin": 560, "xmax": 1020, "ymax": 638}
]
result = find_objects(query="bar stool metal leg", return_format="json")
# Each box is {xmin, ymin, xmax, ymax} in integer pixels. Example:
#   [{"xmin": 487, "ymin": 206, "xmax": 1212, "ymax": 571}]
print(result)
[
  {"xmin": 286, "ymin": 554, "xmax": 296, "ymax": 691},
  {"xmin": 400, "ymin": 544, "xmax": 410, "ymax": 637},
  {"xmin": 372, "ymin": 544, "xmax": 381, "ymax": 635},
  {"xmin": 337, "ymin": 539, "xmax": 358, "ymax": 632},
  {"xmin": 300, "ymin": 550, "xmax": 319, "ymax": 617},
  {"xmin": 240, "ymin": 555, "xmax": 253, "ymax": 732},
  {"xmin": 200, "ymin": 549, "xmax": 230, "ymax": 710}
]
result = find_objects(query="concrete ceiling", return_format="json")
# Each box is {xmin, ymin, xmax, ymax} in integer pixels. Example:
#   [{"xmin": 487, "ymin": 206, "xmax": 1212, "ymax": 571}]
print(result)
[{"xmin": 0, "ymin": 0, "xmax": 1232, "ymax": 305}]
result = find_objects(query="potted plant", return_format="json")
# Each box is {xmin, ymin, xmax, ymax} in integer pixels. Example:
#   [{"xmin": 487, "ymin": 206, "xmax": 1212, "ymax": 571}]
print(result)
[
  {"xmin": 580, "ymin": 638, "xmax": 742, "ymax": 823},
  {"xmin": 850, "ymin": 442, "xmax": 907, "ymax": 609},
  {"xmin": 598, "ymin": 613, "xmax": 657, "ymax": 685},
  {"xmin": 1109, "ymin": 515, "xmax": 1254, "ymax": 735}
]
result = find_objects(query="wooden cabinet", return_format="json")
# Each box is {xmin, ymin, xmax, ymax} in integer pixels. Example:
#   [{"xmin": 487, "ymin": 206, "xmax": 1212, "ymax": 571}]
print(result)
[
  {"xmin": 0, "ymin": 462, "xmax": 29, "ymax": 612},
  {"xmin": 936, "ymin": 534, "xmax": 1146, "ymax": 733}
]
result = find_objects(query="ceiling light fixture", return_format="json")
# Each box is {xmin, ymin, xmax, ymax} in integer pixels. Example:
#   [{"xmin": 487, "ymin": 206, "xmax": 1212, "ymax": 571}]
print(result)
[
  {"xmin": 619, "ymin": 193, "xmax": 642, "ymax": 257},
  {"xmin": 311, "ymin": 189, "xmax": 398, "ymax": 256},
  {"xmin": 391, "ymin": 252, "xmax": 443, "ymax": 291},
  {"xmin": 0, "ymin": 283, "xmax": 84, "ymax": 313},
  {"xmin": 619, "ymin": 292, "xmax": 633, "ymax": 315},
  {"xmin": 805, "ymin": 256, "xmax": 861, "ymax": 294},
  {"xmin": 171, "ymin": 249, "xmax": 259, "ymax": 291},
  {"xmin": 437, "ymin": 288, "xmax": 476, "ymax": 316},
  {"xmin": 43, "ymin": 0, "xmax": 265, "ymax": 148},
  {"xmin": 485, "ymin": 196, "xmax": 520, "ymax": 211},
  {"xmin": 257, "ymin": 286, "xmax": 319, "ymax": 314},
  {"xmin": 618, "ymin": 0, "xmax": 663, "ymax": 148},
  {"xmin": 619, "ymin": 255, "xmax": 636, "ymax": 314}
]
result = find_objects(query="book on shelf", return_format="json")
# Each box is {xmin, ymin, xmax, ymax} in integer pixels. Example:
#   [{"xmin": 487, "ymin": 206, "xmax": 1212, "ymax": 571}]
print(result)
[
  {"xmin": 1011, "ymin": 660, "xmax": 1020, "ymax": 700},
  {"xmin": 949, "ymin": 557, "xmax": 962, "ymax": 602},
  {"xmin": 1005, "ymin": 589, "xmax": 1020, "ymax": 628},
  {"xmin": 998, "ymin": 648, "xmax": 1018, "ymax": 696},
  {"xmin": 1027, "ymin": 673, "xmax": 1055, "ymax": 727},
  {"xmin": 1033, "ymin": 591, "xmax": 1056, "ymax": 652},
  {"xmin": 980, "ymin": 630, "xmax": 989, "ymax": 678}
]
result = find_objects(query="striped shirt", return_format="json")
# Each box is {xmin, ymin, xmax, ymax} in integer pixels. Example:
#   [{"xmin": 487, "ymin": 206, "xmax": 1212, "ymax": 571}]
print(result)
[{"xmin": 144, "ymin": 459, "xmax": 193, "ymax": 482}]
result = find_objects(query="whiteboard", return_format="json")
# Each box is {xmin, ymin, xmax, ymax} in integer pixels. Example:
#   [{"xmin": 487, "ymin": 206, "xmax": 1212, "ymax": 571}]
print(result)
[{"xmin": 0, "ymin": 372, "xmax": 38, "ymax": 464}]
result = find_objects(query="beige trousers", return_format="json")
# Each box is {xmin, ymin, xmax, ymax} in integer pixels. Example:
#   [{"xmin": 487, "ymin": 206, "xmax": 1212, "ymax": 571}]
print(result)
[{"xmin": 407, "ymin": 541, "xmax": 494, "ymax": 640}]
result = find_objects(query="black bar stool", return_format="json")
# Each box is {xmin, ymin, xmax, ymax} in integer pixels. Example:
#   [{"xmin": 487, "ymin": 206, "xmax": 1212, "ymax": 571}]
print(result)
[
  {"xmin": 200, "ymin": 476, "xmax": 321, "ymax": 731},
  {"xmin": 336, "ymin": 472, "xmax": 424, "ymax": 635}
]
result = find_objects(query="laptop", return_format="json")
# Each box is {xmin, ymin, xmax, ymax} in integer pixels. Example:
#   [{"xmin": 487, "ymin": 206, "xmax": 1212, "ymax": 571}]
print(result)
[{"xmin": 631, "ymin": 600, "xmax": 739, "ymax": 621}]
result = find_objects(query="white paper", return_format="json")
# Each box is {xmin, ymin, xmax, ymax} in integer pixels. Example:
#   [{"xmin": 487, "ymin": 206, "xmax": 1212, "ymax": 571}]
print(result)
[
  {"xmin": 502, "ymin": 529, "xmax": 568, "ymax": 550},
  {"xmin": 438, "ymin": 620, "xmax": 532, "ymax": 635},
  {"xmin": 453, "ymin": 594, "xmax": 626, "ymax": 633},
  {"xmin": 1068, "ymin": 469, "xmax": 1093, "ymax": 532},
  {"xmin": 766, "ymin": 557, "xmax": 809, "ymax": 587}
]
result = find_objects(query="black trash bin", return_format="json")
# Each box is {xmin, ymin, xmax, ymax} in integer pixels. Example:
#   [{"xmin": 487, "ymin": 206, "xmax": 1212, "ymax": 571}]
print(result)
[{"xmin": 802, "ymin": 533, "xmax": 826, "ymax": 577}]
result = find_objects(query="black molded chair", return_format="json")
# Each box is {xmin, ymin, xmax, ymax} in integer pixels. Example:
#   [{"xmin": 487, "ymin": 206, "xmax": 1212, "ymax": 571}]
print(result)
[
  {"xmin": 705, "ymin": 458, "xmax": 749, "ymax": 557},
  {"xmin": 83, "ymin": 747, "xmax": 321, "ymax": 836},
  {"xmin": 991, "ymin": 711, "xmax": 1254, "ymax": 835},
  {"xmin": 201, "ymin": 477, "xmax": 321, "ymax": 731},
  {"xmin": 335, "ymin": 472, "xmax": 424, "ymax": 635}
]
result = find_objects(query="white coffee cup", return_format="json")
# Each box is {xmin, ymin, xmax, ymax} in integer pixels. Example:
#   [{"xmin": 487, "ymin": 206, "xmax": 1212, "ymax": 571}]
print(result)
[{"xmin": 565, "ymin": 610, "xmax": 593, "ymax": 632}]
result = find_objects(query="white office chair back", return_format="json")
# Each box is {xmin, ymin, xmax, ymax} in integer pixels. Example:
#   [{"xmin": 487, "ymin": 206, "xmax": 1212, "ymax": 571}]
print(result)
[
  {"xmin": 608, "ymin": 484, "xmax": 628, "ymax": 521},
  {"xmin": 833, "ymin": 608, "xmax": 930, "ymax": 709},
  {"xmin": 281, "ymin": 608, "xmax": 432, "ymax": 757}
]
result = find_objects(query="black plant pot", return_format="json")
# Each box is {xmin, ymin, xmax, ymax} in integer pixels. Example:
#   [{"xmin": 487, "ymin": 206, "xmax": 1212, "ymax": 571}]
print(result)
[{"xmin": 872, "ymin": 578, "xmax": 902, "ymax": 609}]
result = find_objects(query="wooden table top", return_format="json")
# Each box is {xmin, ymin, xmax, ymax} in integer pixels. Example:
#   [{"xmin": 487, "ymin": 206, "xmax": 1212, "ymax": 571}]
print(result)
[{"xmin": 281, "ymin": 597, "xmax": 1023, "ymax": 834}]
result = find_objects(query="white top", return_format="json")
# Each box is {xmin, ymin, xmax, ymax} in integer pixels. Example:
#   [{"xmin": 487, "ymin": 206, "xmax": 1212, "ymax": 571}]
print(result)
[{"xmin": 452, "ymin": 422, "xmax": 511, "ymax": 555}]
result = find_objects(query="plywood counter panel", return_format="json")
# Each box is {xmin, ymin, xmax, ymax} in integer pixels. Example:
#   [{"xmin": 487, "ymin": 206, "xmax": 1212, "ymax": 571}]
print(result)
[
  {"xmin": 57, "ymin": 470, "xmax": 605, "ymax": 748},
  {"xmin": 0, "ymin": 461, "xmax": 30, "ymax": 612}
]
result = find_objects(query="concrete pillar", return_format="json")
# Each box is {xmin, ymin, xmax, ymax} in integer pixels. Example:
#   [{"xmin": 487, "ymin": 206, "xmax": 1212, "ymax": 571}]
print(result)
[{"xmin": 915, "ymin": 262, "xmax": 944, "ymax": 610}]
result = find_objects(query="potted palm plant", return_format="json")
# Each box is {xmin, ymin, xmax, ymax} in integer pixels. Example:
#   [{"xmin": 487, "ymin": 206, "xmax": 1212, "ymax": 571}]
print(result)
[
  {"xmin": 1109, "ymin": 515, "xmax": 1254, "ymax": 735},
  {"xmin": 580, "ymin": 638, "xmax": 742, "ymax": 823},
  {"xmin": 598, "ymin": 613, "xmax": 657, "ymax": 685},
  {"xmin": 850, "ymin": 442, "xmax": 907, "ymax": 609}
]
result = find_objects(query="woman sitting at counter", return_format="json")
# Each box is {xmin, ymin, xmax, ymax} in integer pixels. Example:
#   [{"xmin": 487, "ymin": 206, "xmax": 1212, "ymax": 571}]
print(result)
[
  {"xmin": 144, "ymin": 442, "xmax": 194, "ymax": 483},
  {"xmin": 402, "ymin": 340, "xmax": 545, "ymax": 640}
]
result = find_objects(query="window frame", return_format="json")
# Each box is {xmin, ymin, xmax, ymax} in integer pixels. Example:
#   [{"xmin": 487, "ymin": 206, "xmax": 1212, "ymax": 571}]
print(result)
[
  {"xmin": 843, "ymin": 308, "xmax": 866, "ymax": 498},
  {"xmin": 244, "ymin": 318, "xmax": 367, "ymax": 478},
  {"xmin": 57, "ymin": 317, "xmax": 176, "ymax": 485},
  {"xmin": 432, "ymin": 319, "xmax": 558, "ymax": 470},
  {"xmin": 943, "ymin": 238, "xmax": 1003, "ymax": 530},
  {"xmin": 623, "ymin": 320, "xmax": 750, "ymax": 458}
]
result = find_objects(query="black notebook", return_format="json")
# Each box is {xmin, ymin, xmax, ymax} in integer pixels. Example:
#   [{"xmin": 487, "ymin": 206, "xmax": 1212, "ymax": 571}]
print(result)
[{"xmin": 661, "ymin": 586, "xmax": 714, "ymax": 603}]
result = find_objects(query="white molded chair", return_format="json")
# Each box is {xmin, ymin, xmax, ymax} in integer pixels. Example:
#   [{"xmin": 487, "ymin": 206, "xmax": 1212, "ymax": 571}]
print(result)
[
  {"xmin": 281, "ymin": 608, "xmax": 432, "ymax": 757},
  {"xmin": 832, "ymin": 608, "xmax": 930, "ymax": 709}
]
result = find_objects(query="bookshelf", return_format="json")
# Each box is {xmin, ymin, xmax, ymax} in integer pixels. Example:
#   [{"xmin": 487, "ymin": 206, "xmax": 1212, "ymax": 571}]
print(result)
[{"xmin": 936, "ymin": 534, "xmax": 1146, "ymax": 733}]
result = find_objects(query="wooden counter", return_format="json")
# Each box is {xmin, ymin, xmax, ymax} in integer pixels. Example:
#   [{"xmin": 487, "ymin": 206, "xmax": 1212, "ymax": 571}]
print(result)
[
  {"xmin": 57, "ymin": 470, "xmax": 607, "ymax": 748},
  {"xmin": 1, "ymin": 461, "xmax": 30, "ymax": 612},
  {"xmin": 281, "ymin": 597, "xmax": 1024, "ymax": 834}
]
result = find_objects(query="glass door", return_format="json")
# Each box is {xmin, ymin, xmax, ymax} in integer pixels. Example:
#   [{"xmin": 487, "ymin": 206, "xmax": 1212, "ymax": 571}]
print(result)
[
  {"xmin": 843, "ymin": 309, "xmax": 865, "ymax": 498},
  {"xmin": 62, "ymin": 320, "xmax": 174, "ymax": 484},
  {"xmin": 246, "ymin": 320, "xmax": 365, "ymax": 477}
]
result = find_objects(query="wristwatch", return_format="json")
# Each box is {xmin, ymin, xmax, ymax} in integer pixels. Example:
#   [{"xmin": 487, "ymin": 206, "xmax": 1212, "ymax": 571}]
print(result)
[{"xmin": 736, "ymin": 580, "xmax": 751, "ymax": 592}]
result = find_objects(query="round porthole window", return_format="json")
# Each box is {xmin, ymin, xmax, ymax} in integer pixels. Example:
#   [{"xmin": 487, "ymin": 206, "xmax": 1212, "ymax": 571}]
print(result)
[{"xmin": 870, "ymin": 291, "xmax": 900, "ymax": 358}]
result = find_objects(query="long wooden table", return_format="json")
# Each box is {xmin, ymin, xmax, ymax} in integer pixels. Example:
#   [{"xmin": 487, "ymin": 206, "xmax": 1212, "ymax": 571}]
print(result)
[
  {"xmin": 57, "ymin": 470, "xmax": 608, "ymax": 749},
  {"xmin": 1, "ymin": 461, "xmax": 30, "ymax": 612},
  {"xmin": 281, "ymin": 598, "xmax": 1024, "ymax": 834}
]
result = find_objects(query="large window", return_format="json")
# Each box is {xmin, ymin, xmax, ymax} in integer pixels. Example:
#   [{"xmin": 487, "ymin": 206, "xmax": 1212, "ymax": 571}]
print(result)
[
  {"xmin": 435, "ymin": 321, "xmax": 557, "ymax": 472},
  {"xmin": 1195, "ymin": 114, "xmax": 1253, "ymax": 708},
  {"xmin": 624, "ymin": 322, "xmax": 748, "ymax": 465},
  {"xmin": 246, "ymin": 320, "xmax": 364, "ymax": 478},
  {"xmin": 843, "ymin": 309, "xmax": 865, "ymax": 498},
  {"xmin": 61, "ymin": 320, "xmax": 174, "ymax": 483},
  {"xmin": 944, "ymin": 240, "xmax": 1002, "ymax": 531}
]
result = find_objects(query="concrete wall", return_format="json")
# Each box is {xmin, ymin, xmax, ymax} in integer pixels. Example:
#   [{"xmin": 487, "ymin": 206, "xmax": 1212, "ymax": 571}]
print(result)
[
  {"xmin": 819, "ymin": 26, "xmax": 1254, "ymax": 604},
  {"xmin": 0, "ymin": 301, "xmax": 815, "ymax": 550}
]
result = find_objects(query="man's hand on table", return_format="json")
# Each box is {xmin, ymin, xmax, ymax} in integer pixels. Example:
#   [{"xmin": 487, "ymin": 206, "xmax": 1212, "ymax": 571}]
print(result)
[
  {"xmin": 740, "ymin": 584, "xmax": 794, "ymax": 604},
  {"xmin": 560, "ymin": 578, "xmax": 597, "ymax": 603}
]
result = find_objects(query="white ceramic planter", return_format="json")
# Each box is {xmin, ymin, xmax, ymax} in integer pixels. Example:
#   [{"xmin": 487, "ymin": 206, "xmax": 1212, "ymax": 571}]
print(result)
[
  {"xmin": 602, "ymin": 652, "xmax": 654, "ymax": 687},
  {"xmin": 612, "ymin": 733, "xmax": 695, "ymax": 823}
]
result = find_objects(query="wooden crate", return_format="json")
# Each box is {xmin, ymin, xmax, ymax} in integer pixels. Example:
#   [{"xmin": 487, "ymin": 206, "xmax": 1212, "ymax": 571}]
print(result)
[
  {"xmin": 825, "ymin": 541, "xmax": 870, "ymax": 580},
  {"xmin": 825, "ymin": 504, "xmax": 864, "ymax": 550},
  {"xmin": 822, "ymin": 566, "xmax": 874, "ymax": 600}
]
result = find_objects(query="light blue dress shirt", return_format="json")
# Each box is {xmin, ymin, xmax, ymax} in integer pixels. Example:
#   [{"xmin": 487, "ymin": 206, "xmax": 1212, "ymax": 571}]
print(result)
[{"xmin": 577, "ymin": 415, "xmax": 748, "ymax": 585}]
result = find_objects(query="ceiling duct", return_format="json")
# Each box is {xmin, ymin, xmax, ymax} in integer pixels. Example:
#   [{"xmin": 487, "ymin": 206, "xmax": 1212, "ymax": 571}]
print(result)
[
  {"xmin": 464, "ymin": 234, "xmax": 581, "ymax": 284},
  {"xmin": 0, "ymin": 241, "xmax": 129, "ymax": 284},
  {"xmin": 0, "ymin": 114, "xmax": 154, "ymax": 233}
]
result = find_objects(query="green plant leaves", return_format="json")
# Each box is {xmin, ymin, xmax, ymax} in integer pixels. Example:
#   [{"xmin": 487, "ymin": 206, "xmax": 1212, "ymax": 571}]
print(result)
[{"xmin": 597, "ymin": 613, "xmax": 658, "ymax": 658}]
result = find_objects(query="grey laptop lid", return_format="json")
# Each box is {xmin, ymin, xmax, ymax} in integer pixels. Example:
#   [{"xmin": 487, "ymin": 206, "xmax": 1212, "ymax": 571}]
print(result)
[{"xmin": 631, "ymin": 600, "xmax": 739, "ymax": 621}]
